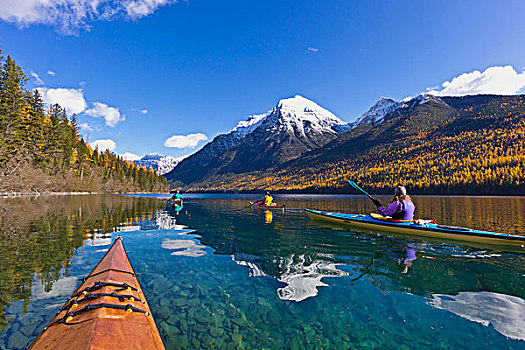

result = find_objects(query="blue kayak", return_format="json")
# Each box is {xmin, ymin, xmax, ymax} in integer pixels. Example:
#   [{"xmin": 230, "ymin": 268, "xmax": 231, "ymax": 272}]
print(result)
[{"xmin": 305, "ymin": 209, "xmax": 525, "ymax": 248}]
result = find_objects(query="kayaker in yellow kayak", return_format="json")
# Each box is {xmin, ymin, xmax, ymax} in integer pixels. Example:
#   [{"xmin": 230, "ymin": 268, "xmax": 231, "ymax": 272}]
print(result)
[
  {"xmin": 373, "ymin": 185, "xmax": 415, "ymax": 220},
  {"xmin": 256, "ymin": 191, "xmax": 274, "ymax": 206}
]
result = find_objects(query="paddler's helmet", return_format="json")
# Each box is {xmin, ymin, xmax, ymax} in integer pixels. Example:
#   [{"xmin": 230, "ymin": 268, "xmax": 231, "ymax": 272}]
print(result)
[
  {"xmin": 265, "ymin": 190, "xmax": 270, "ymax": 195},
  {"xmin": 394, "ymin": 185, "xmax": 406, "ymax": 196}
]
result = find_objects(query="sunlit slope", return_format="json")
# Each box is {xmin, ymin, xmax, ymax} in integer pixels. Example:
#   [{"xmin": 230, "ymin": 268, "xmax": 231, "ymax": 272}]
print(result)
[{"xmin": 184, "ymin": 94, "xmax": 525, "ymax": 194}]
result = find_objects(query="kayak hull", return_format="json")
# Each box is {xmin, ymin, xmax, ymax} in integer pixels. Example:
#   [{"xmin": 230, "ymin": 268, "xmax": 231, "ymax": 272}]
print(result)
[
  {"xmin": 30, "ymin": 237, "xmax": 165, "ymax": 350},
  {"xmin": 305, "ymin": 209, "xmax": 525, "ymax": 248},
  {"xmin": 250, "ymin": 201, "xmax": 285, "ymax": 210}
]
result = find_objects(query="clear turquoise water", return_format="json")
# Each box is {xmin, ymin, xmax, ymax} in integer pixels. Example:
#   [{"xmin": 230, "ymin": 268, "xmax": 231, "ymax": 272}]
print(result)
[{"xmin": 0, "ymin": 194, "xmax": 524, "ymax": 349}]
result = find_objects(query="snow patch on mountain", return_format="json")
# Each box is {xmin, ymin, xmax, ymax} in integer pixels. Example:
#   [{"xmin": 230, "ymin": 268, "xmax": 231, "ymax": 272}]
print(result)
[
  {"xmin": 231, "ymin": 113, "xmax": 267, "ymax": 136},
  {"xmin": 134, "ymin": 154, "xmax": 187, "ymax": 175}
]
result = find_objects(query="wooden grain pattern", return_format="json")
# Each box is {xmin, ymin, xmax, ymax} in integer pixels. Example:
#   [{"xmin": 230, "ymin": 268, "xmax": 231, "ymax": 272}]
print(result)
[{"xmin": 30, "ymin": 237, "xmax": 166, "ymax": 350}]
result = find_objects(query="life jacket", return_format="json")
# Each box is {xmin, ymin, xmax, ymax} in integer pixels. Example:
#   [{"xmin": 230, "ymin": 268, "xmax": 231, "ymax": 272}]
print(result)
[
  {"xmin": 264, "ymin": 195, "xmax": 273, "ymax": 205},
  {"xmin": 391, "ymin": 200, "xmax": 415, "ymax": 220}
]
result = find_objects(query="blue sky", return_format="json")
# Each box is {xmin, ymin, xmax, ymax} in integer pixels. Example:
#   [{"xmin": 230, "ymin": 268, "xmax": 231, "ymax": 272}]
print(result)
[{"xmin": 1, "ymin": 0, "xmax": 525, "ymax": 159}]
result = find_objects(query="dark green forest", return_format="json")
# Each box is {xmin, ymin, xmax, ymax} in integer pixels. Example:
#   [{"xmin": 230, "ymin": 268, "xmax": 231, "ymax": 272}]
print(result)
[{"xmin": 0, "ymin": 49, "xmax": 167, "ymax": 193}]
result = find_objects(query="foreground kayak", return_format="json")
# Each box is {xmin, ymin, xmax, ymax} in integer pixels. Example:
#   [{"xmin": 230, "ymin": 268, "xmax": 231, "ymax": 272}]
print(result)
[
  {"xmin": 30, "ymin": 237, "xmax": 165, "ymax": 350},
  {"xmin": 305, "ymin": 209, "xmax": 525, "ymax": 247},
  {"xmin": 250, "ymin": 201, "xmax": 285, "ymax": 210}
]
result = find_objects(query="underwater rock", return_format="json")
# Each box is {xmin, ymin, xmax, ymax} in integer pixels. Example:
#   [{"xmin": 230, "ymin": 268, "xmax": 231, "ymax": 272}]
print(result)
[
  {"xmin": 210, "ymin": 327, "xmax": 225, "ymax": 338},
  {"xmin": 20, "ymin": 322, "xmax": 39, "ymax": 337},
  {"xmin": 7, "ymin": 331, "xmax": 30, "ymax": 349},
  {"xmin": 177, "ymin": 319, "xmax": 189, "ymax": 332},
  {"xmin": 231, "ymin": 332, "xmax": 242, "ymax": 346},
  {"xmin": 171, "ymin": 297, "xmax": 188, "ymax": 307},
  {"xmin": 160, "ymin": 321, "xmax": 181, "ymax": 335},
  {"xmin": 194, "ymin": 309, "xmax": 211, "ymax": 324},
  {"xmin": 10, "ymin": 322, "xmax": 20, "ymax": 332},
  {"xmin": 166, "ymin": 314, "xmax": 179, "ymax": 326},
  {"xmin": 201, "ymin": 334, "xmax": 215, "ymax": 346},
  {"xmin": 186, "ymin": 298, "xmax": 200, "ymax": 307},
  {"xmin": 156, "ymin": 306, "xmax": 171, "ymax": 319}
]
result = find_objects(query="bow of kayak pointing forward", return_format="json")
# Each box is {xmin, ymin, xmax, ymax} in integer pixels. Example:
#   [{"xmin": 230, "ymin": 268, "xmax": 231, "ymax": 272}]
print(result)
[{"xmin": 29, "ymin": 236, "xmax": 165, "ymax": 350}]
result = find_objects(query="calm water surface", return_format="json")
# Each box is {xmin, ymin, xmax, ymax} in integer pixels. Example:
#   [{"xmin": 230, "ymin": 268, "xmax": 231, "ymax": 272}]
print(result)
[{"xmin": 0, "ymin": 194, "xmax": 524, "ymax": 349}]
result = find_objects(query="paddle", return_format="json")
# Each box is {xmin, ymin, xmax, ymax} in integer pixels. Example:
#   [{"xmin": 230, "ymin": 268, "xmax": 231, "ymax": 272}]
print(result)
[{"xmin": 348, "ymin": 180, "xmax": 383, "ymax": 207}]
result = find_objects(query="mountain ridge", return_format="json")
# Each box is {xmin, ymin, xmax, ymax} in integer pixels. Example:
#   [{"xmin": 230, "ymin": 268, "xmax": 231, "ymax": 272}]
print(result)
[
  {"xmin": 165, "ymin": 95, "xmax": 350, "ymax": 184},
  {"xmin": 172, "ymin": 94, "xmax": 525, "ymax": 195}
]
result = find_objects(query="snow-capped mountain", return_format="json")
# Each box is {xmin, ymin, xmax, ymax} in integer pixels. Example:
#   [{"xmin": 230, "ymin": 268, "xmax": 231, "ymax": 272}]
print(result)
[
  {"xmin": 260, "ymin": 95, "xmax": 351, "ymax": 136},
  {"xmin": 134, "ymin": 154, "xmax": 186, "ymax": 175},
  {"xmin": 351, "ymin": 94, "xmax": 450, "ymax": 129},
  {"xmin": 351, "ymin": 97, "xmax": 401, "ymax": 128},
  {"xmin": 165, "ymin": 95, "xmax": 350, "ymax": 183}
]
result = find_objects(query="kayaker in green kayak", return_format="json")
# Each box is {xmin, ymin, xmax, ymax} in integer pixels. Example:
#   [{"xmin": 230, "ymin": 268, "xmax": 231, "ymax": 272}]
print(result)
[
  {"xmin": 171, "ymin": 190, "xmax": 184, "ymax": 201},
  {"xmin": 373, "ymin": 185, "xmax": 415, "ymax": 220}
]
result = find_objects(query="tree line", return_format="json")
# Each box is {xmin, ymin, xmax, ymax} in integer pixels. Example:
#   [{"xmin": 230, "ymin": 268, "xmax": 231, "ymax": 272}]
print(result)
[{"xmin": 0, "ymin": 49, "xmax": 167, "ymax": 193}]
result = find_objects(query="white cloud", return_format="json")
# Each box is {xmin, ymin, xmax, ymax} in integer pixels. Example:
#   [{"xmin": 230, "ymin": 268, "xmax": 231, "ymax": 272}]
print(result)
[
  {"xmin": 0, "ymin": 0, "xmax": 178, "ymax": 35},
  {"xmin": 47, "ymin": 70, "xmax": 56, "ymax": 76},
  {"xmin": 428, "ymin": 66, "xmax": 525, "ymax": 96},
  {"xmin": 37, "ymin": 87, "xmax": 87, "ymax": 115},
  {"xmin": 307, "ymin": 47, "xmax": 319, "ymax": 52},
  {"xmin": 120, "ymin": 152, "xmax": 141, "ymax": 161},
  {"xmin": 85, "ymin": 102, "xmax": 125, "ymax": 127},
  {"xmin": 164, "ymin": 133, "xmax": 208, "ymax": 149},
  {"xmin": 91, "ymin": 139, "xmax": 116, "ymax": 152},
  {"xmin": 140, "ymin": 109, "xmax": 148, "ymax": 114},
  {"xmin": 79, "ymin": 122, "xmax": 93, "ymax": 132},
  {"xmin": 30, "ymin": 71, "xmax": 45, "ymax": 85}
]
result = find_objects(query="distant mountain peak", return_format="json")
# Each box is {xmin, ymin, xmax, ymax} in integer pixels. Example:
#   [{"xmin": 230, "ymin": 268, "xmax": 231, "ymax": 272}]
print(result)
[
  {"xmin": 268, "ymin": 95, "xmax": 350, "ymax": 134},
  {"xmin": 134, "ymin": 154, "xmax": 186, "ymax": 175},
  {"xmin": 352, "ymin": 97, "xmax": 401, "ymax": 128}
]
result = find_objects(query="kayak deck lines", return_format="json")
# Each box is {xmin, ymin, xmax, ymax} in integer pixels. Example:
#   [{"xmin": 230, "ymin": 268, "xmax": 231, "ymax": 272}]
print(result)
[
  {"xmin": 305, "ymin": 209, "xmax": 525, "ymax": 247},
  {"xmin": 30, "ymin": 236, "xmax": 165, "ymax": 350},
  {"xmin": 46, "ymin": 302, "xmax": 150, "ymax": 328}
]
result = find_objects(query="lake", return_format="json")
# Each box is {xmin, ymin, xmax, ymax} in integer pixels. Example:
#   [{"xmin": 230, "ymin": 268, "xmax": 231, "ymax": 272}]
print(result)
[{"xmin": 0, "ymin": 194, "xmax": 524, "ymax": 349}]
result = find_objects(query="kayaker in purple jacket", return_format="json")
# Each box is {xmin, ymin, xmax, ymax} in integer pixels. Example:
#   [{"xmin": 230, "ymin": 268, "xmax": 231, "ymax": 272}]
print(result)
[{"xmin": 372, "ymin": 185, "xmax": 415, "ymax": 220}]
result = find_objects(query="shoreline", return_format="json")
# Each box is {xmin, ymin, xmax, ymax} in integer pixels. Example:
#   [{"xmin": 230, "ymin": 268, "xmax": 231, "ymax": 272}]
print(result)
[{"xmin": 0, "ymin": 192, "xmax": 96, "ymax": 198}]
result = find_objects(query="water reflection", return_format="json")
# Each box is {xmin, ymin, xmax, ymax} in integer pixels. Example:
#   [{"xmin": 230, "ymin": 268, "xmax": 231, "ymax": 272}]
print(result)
[
  {"xmin": 0, "ymin": 194, "xmax": 165, "ymax": 335},
  {"xmin": 276, "ymin": 255, "xmax": 349, "ymax": 302},
  {"xmin": 431, "ymin": 292, "xmax": 525, "ymax": 340},
  {"xmin": 161, "ymin": 238, "xmax": 207, "ymax": 257},
  {"xmin": 176, "ymin": 198, "xmax": 525, "ymax": 304}
]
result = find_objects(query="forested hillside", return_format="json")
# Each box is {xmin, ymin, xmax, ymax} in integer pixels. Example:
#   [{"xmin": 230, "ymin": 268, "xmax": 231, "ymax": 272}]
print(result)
[
  {"xmin": 181, "ymin": 95, "xmax": 525, "ymax": 195},
  {"xmin": 0, "ymin": 50, "xmax": 167, "ymax": 193}
]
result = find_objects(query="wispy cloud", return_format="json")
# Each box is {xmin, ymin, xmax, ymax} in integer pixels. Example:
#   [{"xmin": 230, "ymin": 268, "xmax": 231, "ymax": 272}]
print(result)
[
  {"xmin": 91, "ymin": 139, "xmax": 116, "ymax": 152},
  {"xmin": 30, "ymin": 71, "xmax": 45, "ymax": 85},
  {"xmin": 307, "ymin": 47, "xmax": 319, "ymax": 52},
  {"xmin": 37, "ymin": 87, "xmax": 88, "ymax": 114},
  {"xmin": 132, "ymin": 108, "xmax": 148, "ymax": 114},
  {"xmin": 164, "ymin": 133, "xmax": 208, "ymax": 149},
  {"xmin": 427, "ymin": 66, "xmax": 525, "ymax": 96},
  {"xmin": 85, "ymin": 102, "xmax": 125, "ymax": 127},
  {"xmin": 0, "ymin": 0, "xmax": 179, "ymax": 35},
  {"xmin": 47, "ymin": 70, "xmax": 56, "ymax": 76}
]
